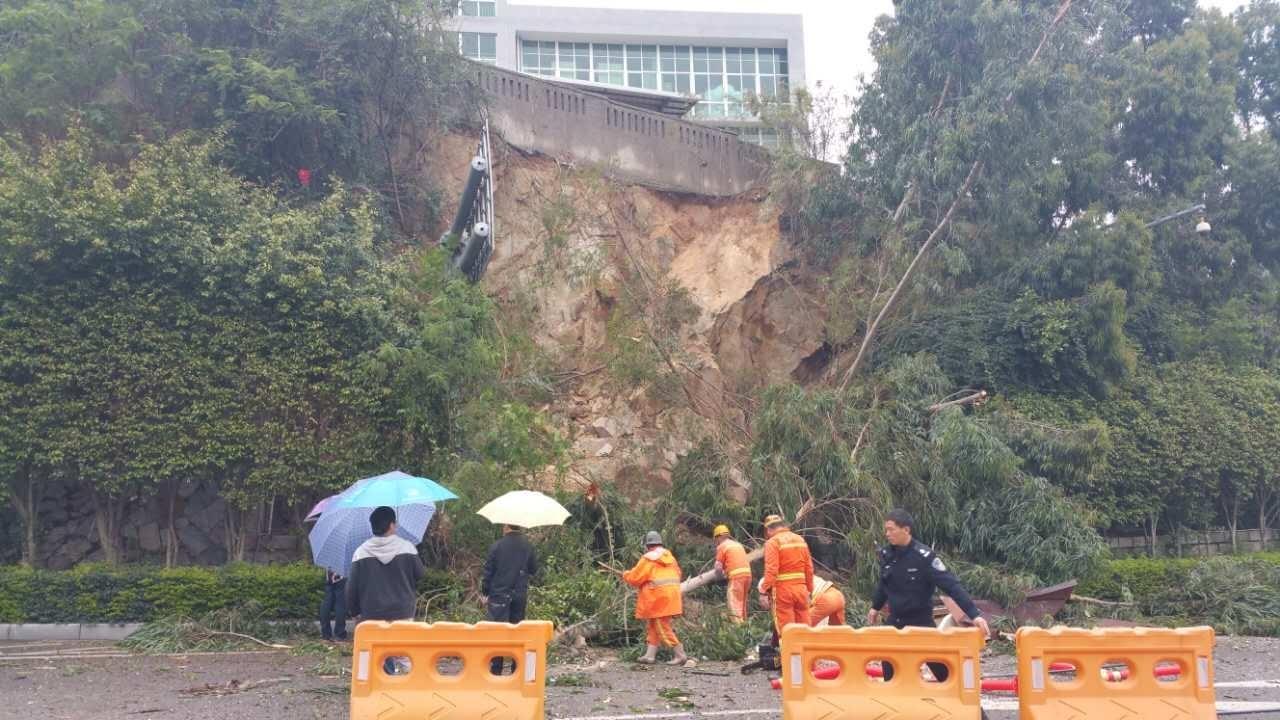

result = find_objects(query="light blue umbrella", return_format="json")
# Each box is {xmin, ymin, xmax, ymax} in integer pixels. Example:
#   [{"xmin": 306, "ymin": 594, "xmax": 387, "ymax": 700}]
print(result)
[
  {"xmin": 328, "ymin": 470, "xmax": 459, "ymax": 509},
  {"xmin": 308, "ymin": 471, "xmax": 458, "ymax": 576}
]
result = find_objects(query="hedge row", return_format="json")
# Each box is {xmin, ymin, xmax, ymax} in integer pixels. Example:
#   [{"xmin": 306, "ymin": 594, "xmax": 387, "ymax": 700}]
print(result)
[
  {"xmin": 1078, "ymin": 552, "xmax": 1280, "ymax": 600},
  {"xmin": 0, "ymin": 564, "xmax": 329, "ymax": 623},
  {"xmin": 1077, "ymin": 552, "xmax": 1280, "ymax": 636},
  {"xmin": 0, "ymin": 563, "xmax": 483, "ymax": 624}
]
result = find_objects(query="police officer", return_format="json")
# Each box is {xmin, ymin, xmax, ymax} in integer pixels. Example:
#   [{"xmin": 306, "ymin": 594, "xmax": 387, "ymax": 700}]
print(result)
[{"xmin": 866, "ymin": 509, "xmax": 989, "ymax": 682}]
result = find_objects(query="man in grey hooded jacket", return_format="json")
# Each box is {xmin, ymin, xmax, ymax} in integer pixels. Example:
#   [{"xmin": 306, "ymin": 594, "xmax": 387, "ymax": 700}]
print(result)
[{"xmin": 345, "ymin": 506, "xmax": 425, "ymax": 622}]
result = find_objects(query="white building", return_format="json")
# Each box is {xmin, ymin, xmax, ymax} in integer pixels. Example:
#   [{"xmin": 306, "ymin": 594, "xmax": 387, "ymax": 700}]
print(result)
[{"xmin": 454, "ymin": 0, "xmax": 805, "ymax": 146}]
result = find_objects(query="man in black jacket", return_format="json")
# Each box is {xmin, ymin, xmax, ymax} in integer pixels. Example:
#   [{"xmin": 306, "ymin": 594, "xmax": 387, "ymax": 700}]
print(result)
[
  {"xmin": 866, "ymin": 509, "xmax": 989, "ymax": 681},
  {"xmin": 345, "ymin": 506, "xmax": 424, "ymax": 623},
  {"xmin": 482, "ymin": 524, "xmax": 539, "ymax": 674}
]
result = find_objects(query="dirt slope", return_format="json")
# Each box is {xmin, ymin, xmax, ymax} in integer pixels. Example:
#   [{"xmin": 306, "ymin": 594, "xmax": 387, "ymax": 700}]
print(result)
[{"xmin": 431, "ymin": 133, "xmax": 827, "ymax": 495}]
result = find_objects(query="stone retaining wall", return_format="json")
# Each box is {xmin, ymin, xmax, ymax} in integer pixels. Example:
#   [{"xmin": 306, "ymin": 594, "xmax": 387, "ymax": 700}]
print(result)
[
  {"xmin": 1107, "ymin": 527, "xmax": 1279, "ymax": 557},
  {"xmin": 34, "ymin": 480, "xmax": 306, "ymax": 569},
  {"xmin": 476, "ymin": 64, "xmax": 772, "ymax": 197}
]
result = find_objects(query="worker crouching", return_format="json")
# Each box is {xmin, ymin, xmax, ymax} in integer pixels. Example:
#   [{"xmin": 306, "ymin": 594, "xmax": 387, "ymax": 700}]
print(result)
[
  {"xmin": 623, "ymin": 531, "xmax": 689, "ymax": 666},
  {"xmin": 808, "ymin": 575, "xmax": 845, "ymax": 627}
]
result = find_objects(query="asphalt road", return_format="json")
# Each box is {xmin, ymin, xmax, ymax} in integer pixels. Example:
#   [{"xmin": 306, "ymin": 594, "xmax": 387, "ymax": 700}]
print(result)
[{"xmin": 1, "ymin": 637, "xmax": 1278, "ymax": 719}]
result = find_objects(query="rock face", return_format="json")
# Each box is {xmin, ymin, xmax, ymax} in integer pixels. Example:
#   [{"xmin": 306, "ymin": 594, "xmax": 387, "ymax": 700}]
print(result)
[{"xmin": 434, "ymin": 132, "xmax": 828, "ymax": 497}]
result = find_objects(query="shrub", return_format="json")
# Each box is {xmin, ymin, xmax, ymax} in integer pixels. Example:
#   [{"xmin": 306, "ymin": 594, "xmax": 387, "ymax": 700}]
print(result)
[
  {"xmin": 0, "ymin": 564, "xmax": 325, "ymax": 623},
  {"xmin": 1077, "ymin": 553, "xmax": 1280, "ymax": 636}
]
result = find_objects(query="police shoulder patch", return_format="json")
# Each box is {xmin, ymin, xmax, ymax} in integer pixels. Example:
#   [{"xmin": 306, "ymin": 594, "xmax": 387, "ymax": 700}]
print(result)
[{"xmin": 931, "ymin": 557, "xmax": 947, "ymax": 572}]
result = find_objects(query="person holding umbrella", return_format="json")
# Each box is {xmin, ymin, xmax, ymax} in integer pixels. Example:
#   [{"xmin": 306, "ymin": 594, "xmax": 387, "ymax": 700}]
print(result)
[
  {"xmin": 319, "ymin": 567, "xmax": 348, "ymax": 641},
  {"xmin": 345, "ymin": 506, "xmax": 424, "ymax": 623},
  {"xmin": 482, "ymin": 525, "xmax": 539, "ymax": 626},
  {"xmin": 309, "ymin": 471, "xmax": 459, "ymax": 621},
  {"xmin": 475, "ymin": 490, "xmax": 569, "ymax": 669},
  {"xmin": 481, "ymin": 524, "xmax": 538, "ymax": 674}
]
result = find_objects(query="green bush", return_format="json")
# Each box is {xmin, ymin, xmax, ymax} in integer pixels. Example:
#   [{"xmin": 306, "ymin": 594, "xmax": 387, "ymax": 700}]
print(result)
[
  {"xmin": 1078, "ymin": 553, "xmax": 1280, "ymax": 636},
  {"xmin": 0, "ymin": 564, "xmax": 325, "ymax": 623}
]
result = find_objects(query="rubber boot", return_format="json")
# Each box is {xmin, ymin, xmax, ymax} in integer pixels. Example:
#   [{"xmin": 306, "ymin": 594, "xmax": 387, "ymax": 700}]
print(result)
[
  {"xmin": 666, "ymin": 643, "xmax": 688, "ymax": 665},
  {"xmin": 637, "ymin": 644, "xmax": 658, "ymax": 664}
]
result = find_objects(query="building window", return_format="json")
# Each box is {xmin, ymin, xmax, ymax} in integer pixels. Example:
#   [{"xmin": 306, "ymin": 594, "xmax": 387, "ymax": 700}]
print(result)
[
  {"xmin": 692, "ymin": 46, "xmax": 725, "ymax": 118},
  {"xmin": 725, "ymin": 47, "xmax": 755, "ymax": 119},
  {"xmin": 660, "ymin": 45, "xmax": 691, "ymax": 94},
  {"xmin": 592, "ymin": 43, "xmax": 624, "ymax": 86},
  {"xmin": 558, "ymin": 42, "xmax": 590, "ymax": 81},
  {"xmin": 757, "ymin": 48, "xmax": 788, "ymax": 101},
  {"xmin": 625, "ymin": 44, "xmax": 658, "ymax": 90},
  {"xmin": 460, "ymin": 1, "xmax": 496, "ymax": 17},
  {"xmin": 731, "ymin": 126, "xmax": 781, "ymax": 149},
  {"xmin": 461, "ymin": 32, "xmax": 497, "ymax": 64},
  {"xmin": 521, "ymin": 40, "xmax": 557, "ymax": 76},
  {"xmin": 511, "ymin": 38, "xmax": 789, "ymax": 120}
]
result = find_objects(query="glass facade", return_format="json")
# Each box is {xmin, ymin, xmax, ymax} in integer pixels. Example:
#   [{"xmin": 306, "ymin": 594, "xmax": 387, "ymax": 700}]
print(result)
[
  {"xmin": 460, "ymin": 1, "xmax": 496, "ymax": 17},
  {"xmin": 461, "ymin": 32, "xmax": 497, "ymax": 64},
  {"xmin": 728, "ymin": 126, "xmax": 781, "ymax": 149},
  {"xmin": 518, "ymin": 40, "xmax": 788, "ymax": 119}
]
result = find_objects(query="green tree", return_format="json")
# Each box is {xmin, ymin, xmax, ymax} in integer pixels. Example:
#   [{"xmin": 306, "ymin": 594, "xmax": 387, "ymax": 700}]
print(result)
[{"xmin": 0, "ymin": 130, "xmax": 391, "ymax": 563}]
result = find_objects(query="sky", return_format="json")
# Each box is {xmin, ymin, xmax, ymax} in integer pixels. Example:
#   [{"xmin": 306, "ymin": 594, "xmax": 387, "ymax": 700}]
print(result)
[{"xmin": 512, "ymin": 0, "xmax": 1253, "ymax": 101}]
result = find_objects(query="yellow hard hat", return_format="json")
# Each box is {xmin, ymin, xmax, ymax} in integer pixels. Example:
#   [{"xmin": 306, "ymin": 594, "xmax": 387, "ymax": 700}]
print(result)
[
  {"xmin": 763, "ymin": 514, "xmax": 785, "ymax": 529},
  {"xmin": 713, "ymin": 524, "xmax": 731, "ymax": 538}
]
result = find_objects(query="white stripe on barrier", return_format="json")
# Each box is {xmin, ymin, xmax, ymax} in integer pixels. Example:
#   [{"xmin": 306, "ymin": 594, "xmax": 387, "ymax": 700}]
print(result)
[
  {"xmin": 356, "ymin": 650, "xmax": 370, "ymax": 681},
  {"xmin": 526, "ymin": 650, "xmax": 537, "ymax": 682}
]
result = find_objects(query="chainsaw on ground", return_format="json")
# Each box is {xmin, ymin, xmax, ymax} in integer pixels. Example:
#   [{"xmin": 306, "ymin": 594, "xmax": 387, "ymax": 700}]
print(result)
[{"xmin": 739, "ymin": 641, "xmax": 781, "ymax": 675}]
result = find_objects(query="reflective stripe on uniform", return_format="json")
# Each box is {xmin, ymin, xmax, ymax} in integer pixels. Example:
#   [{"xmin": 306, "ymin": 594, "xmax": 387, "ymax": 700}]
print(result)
[
  {"xmin": 649, "ymin": 578, "xmax": 680, "ymax": 587},
  {"xmin": 776, "ymin": 572, "xmax": 807, "ymax": 583},
  {"xmin": 728, "ymin": 567, "xmax": 752, "ymax": 577},
  {"xmin": 776, "ymin": 542, "xmax": 809, "ymax": 549}
]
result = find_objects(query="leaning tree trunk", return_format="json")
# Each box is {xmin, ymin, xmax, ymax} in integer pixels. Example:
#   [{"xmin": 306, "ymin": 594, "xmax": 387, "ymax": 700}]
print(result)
[{"xmin": 681, "ymin": 499, "xmax": 829, "ymax": 594}]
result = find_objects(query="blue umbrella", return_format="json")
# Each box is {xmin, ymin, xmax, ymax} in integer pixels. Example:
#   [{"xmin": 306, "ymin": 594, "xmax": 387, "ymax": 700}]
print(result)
[
  {"xmin": 308, "ymin": 471, "xmax": 458, "ymax": 576},
  {"xmin": 328, "ymin": 470, "xmax": 459, "ymax": 509}
]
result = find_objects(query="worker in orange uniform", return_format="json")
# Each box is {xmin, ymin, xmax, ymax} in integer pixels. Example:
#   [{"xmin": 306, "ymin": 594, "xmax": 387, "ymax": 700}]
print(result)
[
  {"xmin": 713, "ymin": 525, "xmax": 752, "ymax": 623},
  {"xmin": 808, "ymin": 576, "xmax": 845, "ymax": 627},
  {"xmin": 622, "ymin": 531, "xmax": 688, "ymax": 666},
  {"xmin": 757, "ymin": 514, "xmax": 813, "ymax": 643}
]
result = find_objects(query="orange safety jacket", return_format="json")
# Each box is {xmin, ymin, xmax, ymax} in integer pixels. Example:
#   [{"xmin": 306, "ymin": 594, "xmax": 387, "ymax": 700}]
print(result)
[
  {"xmin": 622, "ymin": 547, "xmax": 683, "ymax": 619},
  {"xmin": 760, "ymin": 529, "xmax": 813, "ymax": 594},
  {"xmin": 715, "ymin": 539, "xmax": 752, "ymax": 580}
]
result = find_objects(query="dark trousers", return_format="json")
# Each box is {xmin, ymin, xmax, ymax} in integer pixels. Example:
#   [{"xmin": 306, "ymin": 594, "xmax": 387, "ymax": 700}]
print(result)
[
  {"xmin": 884, "ymin": 613, "xmax": 948, "ymax": 682},
  {"xmin": 486, "ymin": 593, "xmax": 528, "ymax": 674},
  {"xmin": 320, "ymin": 580, "xmax": 347, "ymax": 640}
]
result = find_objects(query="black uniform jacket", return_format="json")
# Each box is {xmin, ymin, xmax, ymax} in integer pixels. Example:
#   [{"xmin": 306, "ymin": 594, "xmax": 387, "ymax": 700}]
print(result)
[
  {"xmin": 870, "ymin": 539, "xmax": 982, "ymax": 621},
  {"xmin": 482, "ymin": 531, "xmax": 539, "ymax": 599}
]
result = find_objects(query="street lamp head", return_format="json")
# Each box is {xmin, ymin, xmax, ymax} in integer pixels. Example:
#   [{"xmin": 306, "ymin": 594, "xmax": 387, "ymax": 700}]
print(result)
[{"xmin": 1195, "ymin": 217, "xmax": 1211, "ymax": 235}]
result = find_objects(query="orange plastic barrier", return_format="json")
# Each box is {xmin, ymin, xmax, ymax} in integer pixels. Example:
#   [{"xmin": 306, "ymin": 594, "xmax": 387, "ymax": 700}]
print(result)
[
  {"xmin": 779, "ymin": 624, "xmax": 986, "ymax": 720},
  {"xmin": 1016, "ymin": 626, "xmax": 1216, "ymax": 720},
  {"xmin": 350, "ymin": 620, "xmax": 555, "ymax": 720}
]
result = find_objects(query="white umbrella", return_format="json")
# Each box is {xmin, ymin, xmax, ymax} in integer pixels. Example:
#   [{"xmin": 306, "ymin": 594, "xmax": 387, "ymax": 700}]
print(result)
[{"xmin": 476, "ymin": 490, "xmax": 571, "ymax": 528}]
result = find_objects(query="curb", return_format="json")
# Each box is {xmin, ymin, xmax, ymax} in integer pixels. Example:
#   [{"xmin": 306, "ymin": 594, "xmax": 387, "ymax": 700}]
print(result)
[{"xmin": 0, "ymin": 623, "xmax": 143, "ymax": 641}]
